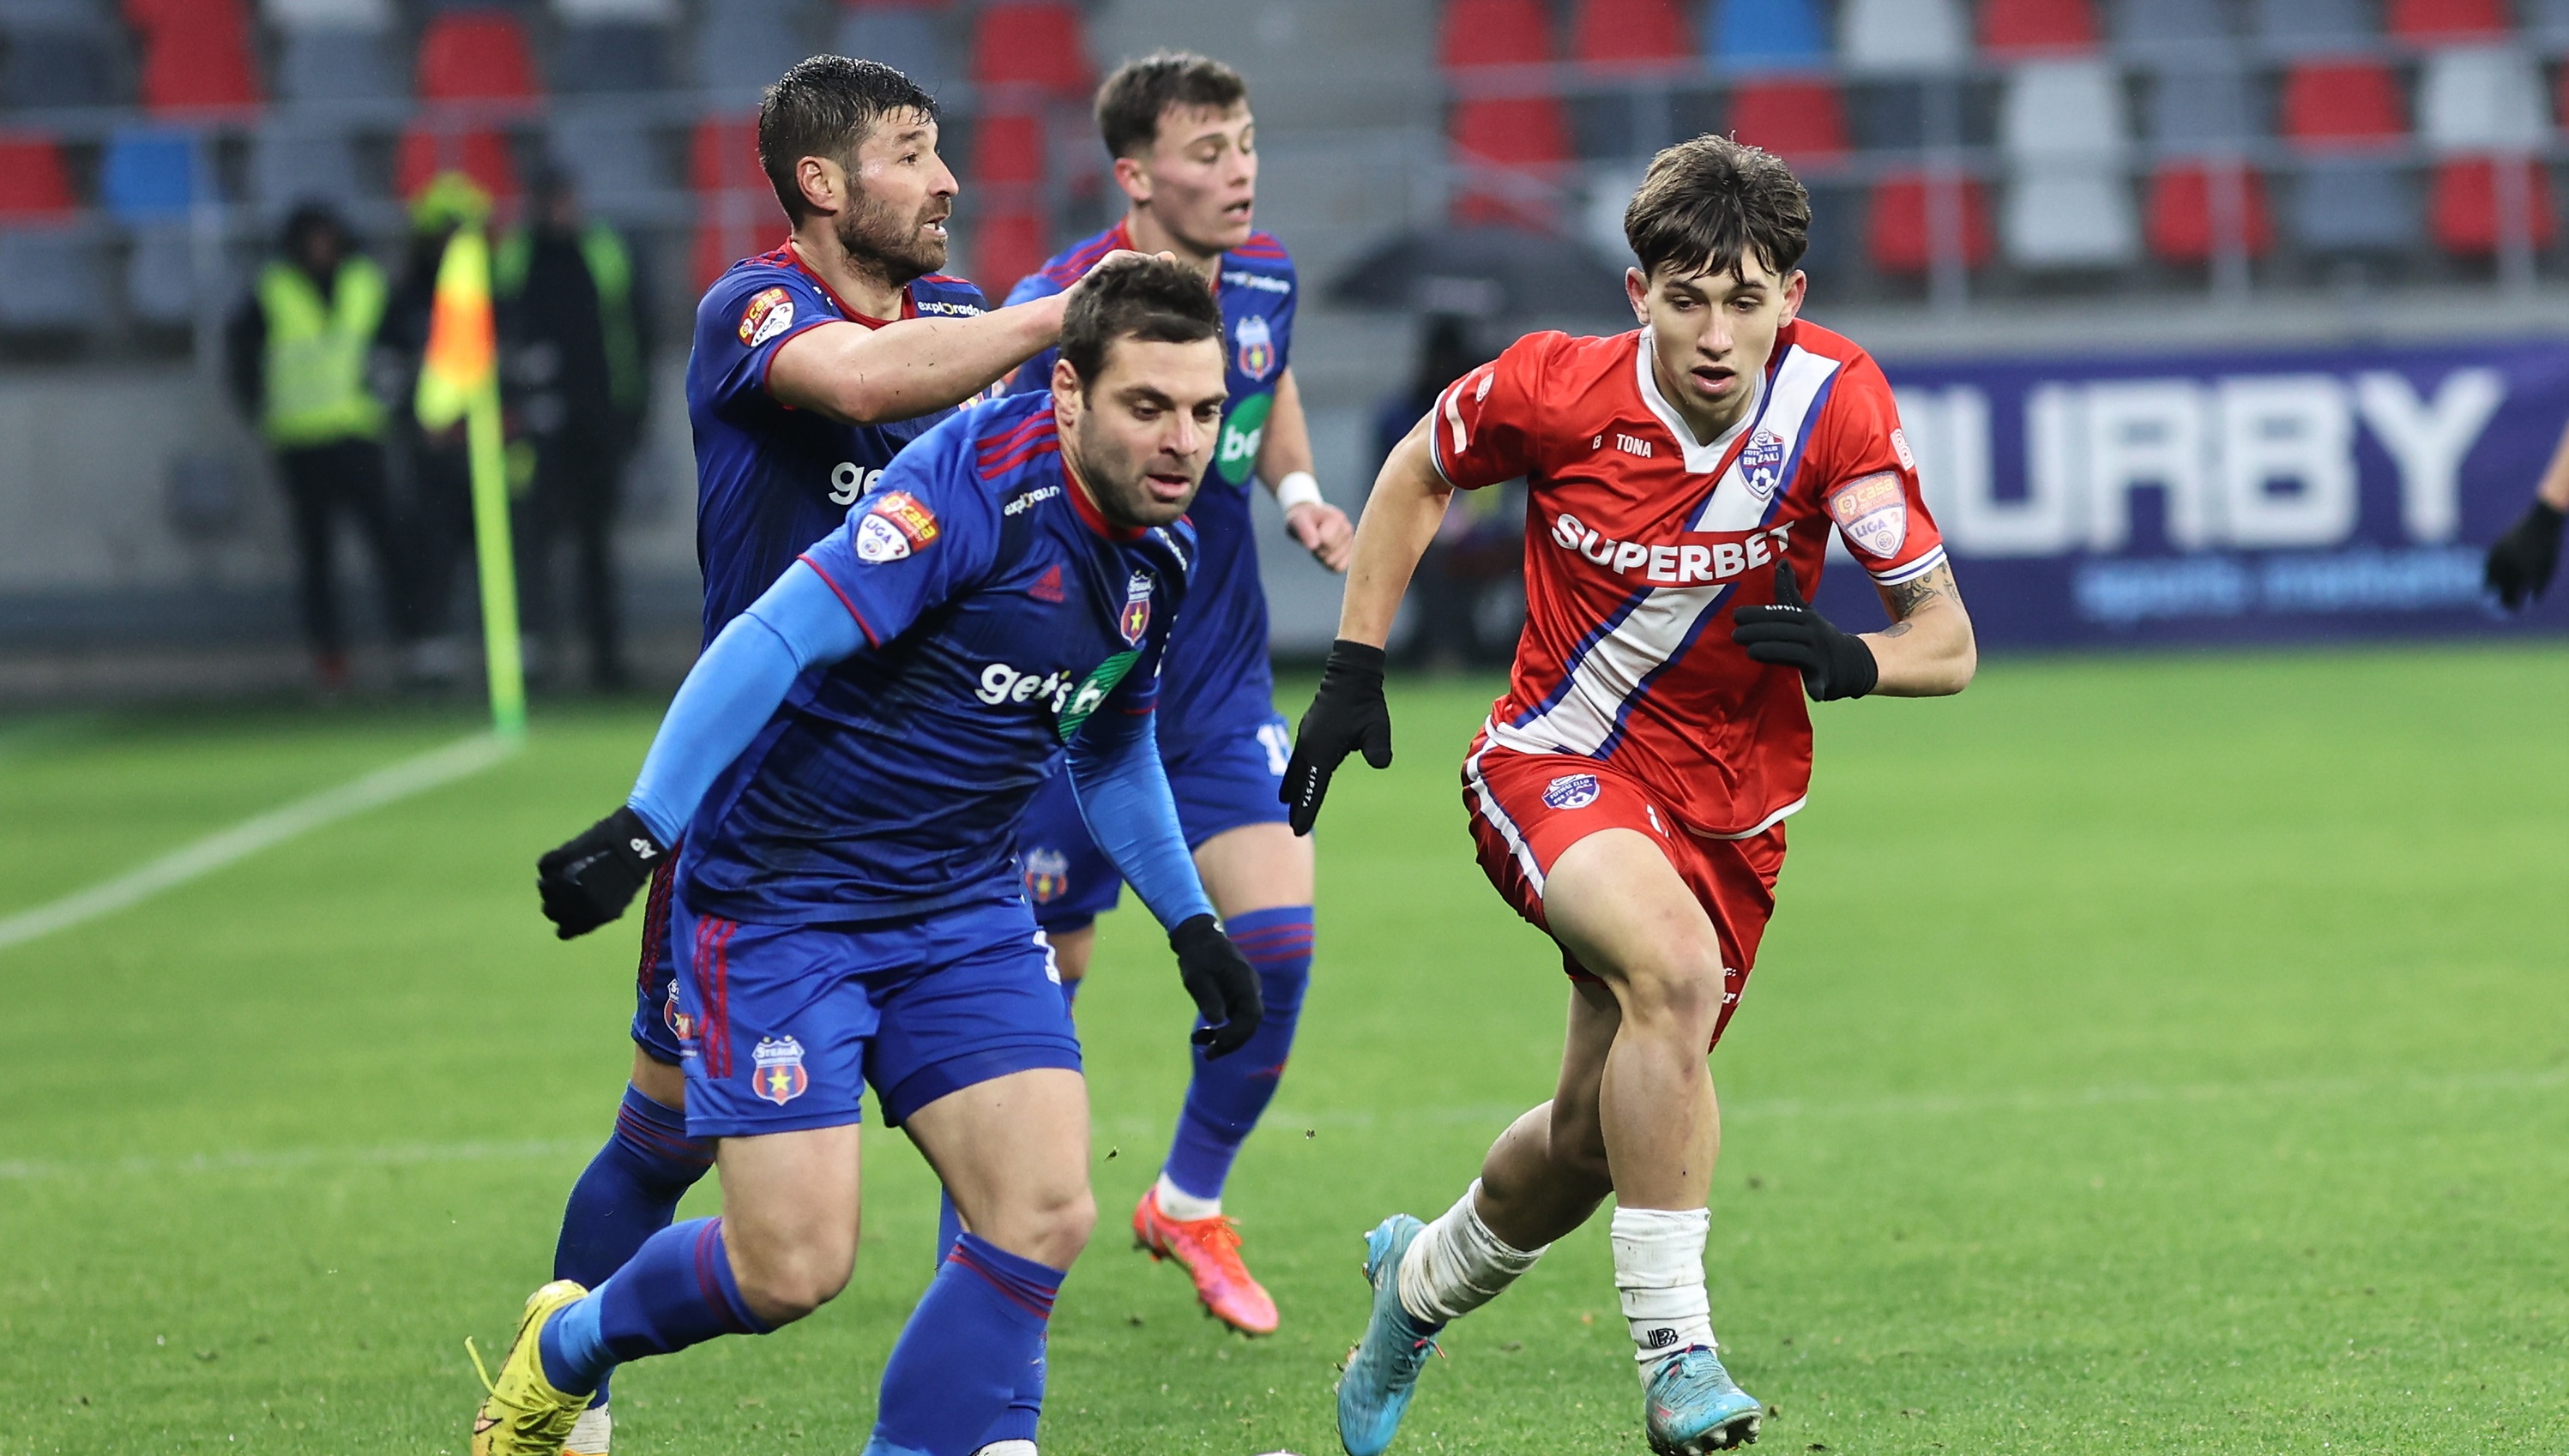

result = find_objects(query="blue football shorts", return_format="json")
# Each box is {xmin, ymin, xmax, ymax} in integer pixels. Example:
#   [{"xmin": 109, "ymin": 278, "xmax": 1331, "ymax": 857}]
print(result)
[
  {"xmin": 1016, "ymin": 712, "xmax": 1294, "ymax": 933},
  {"xmin": 630, "ymin": 857, "xmax": 687, "ymax": 1065},
  {"xmin": 667, "ymin": 888, "xmax": 1082, "ymax": 1138}
]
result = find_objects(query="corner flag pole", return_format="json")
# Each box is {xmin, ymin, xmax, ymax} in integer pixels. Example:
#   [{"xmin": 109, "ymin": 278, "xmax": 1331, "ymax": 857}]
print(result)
[{"xmin": 417, "ymin": 226, "xmax": 526, "ymax": 739}]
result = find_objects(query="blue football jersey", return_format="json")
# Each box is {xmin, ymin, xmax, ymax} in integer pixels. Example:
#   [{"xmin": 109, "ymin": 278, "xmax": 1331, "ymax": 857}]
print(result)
[
  {"xmin": 1003, "ymin": 222, "xmax": 1296, "ymax": 754},
  {"xmin": 678, "ymin": 390, "xmax": 1197, "ymax": 926},
  {"xmin": 684, "ymin": 245, "xmax": 992, "ymax": 644}
]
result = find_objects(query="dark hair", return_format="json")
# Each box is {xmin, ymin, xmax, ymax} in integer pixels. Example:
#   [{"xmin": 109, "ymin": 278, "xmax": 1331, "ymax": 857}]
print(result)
[
  {"xmin": 759, "ymin": 56, "xmax": 939, "ymax": 223},
  {"xmin": 280, "ymin": 201, "xmax": 348, "ymax": 256},
  {"xmin": 1095, "ymin": 51, "xmax": 1249, "ymax": 160},
  {"xmin": 1623, "ymin": 134, "xmax": 1811, "ymax": 282},
  {"xmin": 1058, "ymin": 256, "xmax": 1224, "ymax": 386}
]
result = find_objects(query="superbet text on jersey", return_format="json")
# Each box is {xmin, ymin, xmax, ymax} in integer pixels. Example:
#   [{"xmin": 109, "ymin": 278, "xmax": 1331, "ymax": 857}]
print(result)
[{"xmin": 1432, "ymin": 318, "xmax": 1947, "ymax": 839}]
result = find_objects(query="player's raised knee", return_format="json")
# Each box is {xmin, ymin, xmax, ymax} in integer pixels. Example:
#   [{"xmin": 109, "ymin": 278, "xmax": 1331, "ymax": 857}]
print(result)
[
  {"xmin": 980, "ymin": 1182, "xmax": 1096, "ymax": 1269},
  {"xmin": 1612, "ymin": 939, "xmax": 1729, "ymax": 1035},
  {"xmin": 731, "ymin": 1232, "xmax": 857, "ymax": 1323}
]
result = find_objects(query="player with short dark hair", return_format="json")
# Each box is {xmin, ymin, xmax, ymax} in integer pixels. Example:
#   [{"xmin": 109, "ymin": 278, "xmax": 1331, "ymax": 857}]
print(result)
[
  {"xmin": 998, "ymin": 48, "xmax": 1353, "ymax": 1343},
  {"xmin": 1289, "ymin": 135, "xmax": 1979, "ymax": 1456},
  {"xmin": 532, "ymin": 53, "xmax": 1149, "ymax": 1456},
  {"xmin": 467, "ymin": 256, "xmax": 1261, "ymax": 1456}
]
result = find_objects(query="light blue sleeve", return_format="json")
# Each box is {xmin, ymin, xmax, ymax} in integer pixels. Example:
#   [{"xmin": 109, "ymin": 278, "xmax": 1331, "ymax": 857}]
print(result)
[
  {"xmin": 624, "ymin": 562, "xmax": 867, "ymax": 843},
  {"xmin": 1064, "ymin": 707, "xmax": 1215, "ymax": 930}
]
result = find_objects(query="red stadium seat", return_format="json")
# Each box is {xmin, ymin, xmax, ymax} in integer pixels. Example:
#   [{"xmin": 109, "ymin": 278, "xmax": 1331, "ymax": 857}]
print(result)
[
  {"xmin": 1867, "ymin": 172, "xmax": 1993, "ymax": 274},
  {"xmin": 1440, "ymin": 0, "xmax": 1554, "ymax": 69},
  {"xmin": 2430, "ymin": 156, "xmax": 2558, "ymax": 254},
  {"xmin": 2279, "ymin": 60, "xmax": 2404, "ymax": 147},
  {"xmin": 1728, "ymin": 79, "xmax": 1848, "ymax": 161},
  {"xmin": 1571, "ymin": 0, "xmax": 1693, "ymax": 68},
  {"xmin": 1451, "ymin": 97, "xmax": 1572, "ymax": 226},
  {"xmin": 396, "ymin": 125, "xmax": 520, "ymax": 205},
  {"xmin": 122, "ymin": 0, "xmax": 240, "ymax": 31},
  {"xmin": 136, "ymin": 7, "xmax": 261, "ymax": 111},
  {"xmin": 970, "ymin": 111, "xmax": 1045, "ymax": 188},
  {"xmin": 1978, "ymin": 0, "xmax": 2099, "ymax": 55},
  {"xmin": 973, "ymin": 208, "xmax": 1050, "ymax": 300},
  {"xmin": 419, "ymin": 11, "xmax": 540, "ymax": 102},
  {"xmin": 691, "ymin": 114, "xmax": 776, "ymax": 289},
  {"xmin": 969, "ymin": 1, "xmax": 1092, "ymax": 98},
  {"xmin": 0, "ymin": 134, "xmax": 75, "ymax": 220},
  {"xmin": 2386, "ymin": 0, "xmax": 2510, "ymax": 40},
  {"xmin": 2144, "ymin": 163, "xmax": 2275, "ymax": 263}
]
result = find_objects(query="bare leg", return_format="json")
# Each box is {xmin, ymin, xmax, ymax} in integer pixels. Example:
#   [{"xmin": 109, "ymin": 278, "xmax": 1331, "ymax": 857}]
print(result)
[
  {"xmin": 903, "ymin": 1067, "xmax": 1096, "ymax": 1268},
  {"xmin": 1472, "ymin": 979, "xmax": 1621, "ymax": 1250},
  {"xmin": 712, "ymin": 1124, "xmax": 863, "ymax": 1324}
]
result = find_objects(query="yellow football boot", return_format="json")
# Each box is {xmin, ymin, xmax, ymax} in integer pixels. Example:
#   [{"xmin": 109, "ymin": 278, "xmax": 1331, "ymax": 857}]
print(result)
[{"xmin": 468, "ymin": 1279, "xmax": 592, "ymax": 1456}]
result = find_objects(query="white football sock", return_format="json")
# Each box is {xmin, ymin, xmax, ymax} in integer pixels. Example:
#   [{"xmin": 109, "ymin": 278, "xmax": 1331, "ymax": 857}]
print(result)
[
  {"xmin": 1396, "ymin": 1180, "xmax": 1547, "ymax": 1324},
  {"xmin": 1610, "ymin": 1204, "xmax": 1715, "ymax": 1373},
  {"xmin": 1154, "ymin": 1171, "xmax": 1221, "ymax": 1222}
]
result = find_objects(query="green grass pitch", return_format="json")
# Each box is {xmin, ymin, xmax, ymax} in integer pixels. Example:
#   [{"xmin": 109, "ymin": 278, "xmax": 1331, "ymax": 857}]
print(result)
[{"xmin": 2, "ymin": 643, "xmax": 2564, "ymax": 1454}]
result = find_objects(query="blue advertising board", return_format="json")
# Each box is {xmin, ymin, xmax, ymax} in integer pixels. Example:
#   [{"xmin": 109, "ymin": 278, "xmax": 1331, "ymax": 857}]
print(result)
[{"xmin": 1806, "ymin": 339, "xmax": 2569, "ymax": 647}]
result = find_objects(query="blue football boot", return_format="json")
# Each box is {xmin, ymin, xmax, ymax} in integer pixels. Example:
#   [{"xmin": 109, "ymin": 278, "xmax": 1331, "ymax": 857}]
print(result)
[
  {"xmin": 1336, "ymin": 1214, "xmax": 1444, "ymax": 1456},
  {"xmin": 1642, "ymin": 1345, "xmax": 1763, "ymax": 1453}
]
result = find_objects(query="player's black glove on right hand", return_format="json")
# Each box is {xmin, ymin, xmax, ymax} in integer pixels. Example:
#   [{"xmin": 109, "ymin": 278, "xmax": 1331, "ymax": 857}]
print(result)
[
  {"xmin": 1171, "ymin": 913, "xmax": 1263, "ymax": 1059},
  {"xmin": 1731, "ymin": 562, "xmax": 1879, "ymax": 701},
  {"xmin": 2486, "ymin": 499, "xmax": 2564, "ymax": 611},
  {"xmin": 1280, "ymin": 638, "xmax": 1391, "ymax": 835},
  {"xmin": 537, "ymin": 805, "xmax": 666, "ymax": 941}
]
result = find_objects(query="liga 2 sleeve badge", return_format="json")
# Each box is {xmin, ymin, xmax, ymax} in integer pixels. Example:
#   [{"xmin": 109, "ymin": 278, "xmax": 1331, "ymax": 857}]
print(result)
[
  {"xmin": 853, "ymin": 490, "xmax": 940, "ymax": 563},
  {"xmin": 1826, "ymin": 471, "xmax": 1909, "ymax": 559},
  {"xmin": 739, "ymin": 286, "xmax": 796, "ymax": 347}
]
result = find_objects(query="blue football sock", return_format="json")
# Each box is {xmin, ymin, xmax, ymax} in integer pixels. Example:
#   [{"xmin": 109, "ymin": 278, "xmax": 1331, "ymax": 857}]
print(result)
[
  {"xmin": 539, "ymin": 1216, "xmax": 768, "ymax": 1396},
  {"xmin": 1162, "ymin": 905, "xmax": 1312, "ymax": 1202},
  {"xmin": 552, "ymin": 1081, "xmax": 713, "ymax": 1405},
  {"xmin": 938, "ymin": 1197, "xmax": 1046, "ymax": 1449},
  {"xmin": 873, "ymin": 1234, "xmax": 1062, "ymax": 1455}
]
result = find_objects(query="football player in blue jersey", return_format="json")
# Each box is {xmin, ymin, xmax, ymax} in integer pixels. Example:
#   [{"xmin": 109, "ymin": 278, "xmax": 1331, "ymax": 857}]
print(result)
[
  {"xmin": 468, "ymin": 258, "xmax": 1262, "ymax": 1456},
  {"xmin": 534, "ymin": 56, "xmax": 1150, "ymax": 1456},
  {"xmin": 997, "ymin": 50, "xmax": 1350, "ymax": 1340}
]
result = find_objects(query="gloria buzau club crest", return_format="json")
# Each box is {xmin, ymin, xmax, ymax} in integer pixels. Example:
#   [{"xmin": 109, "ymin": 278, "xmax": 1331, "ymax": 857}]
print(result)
[
  {"xmin": 1826, "ymin": 472, "xmax": 1909, "ymax": 559},
  {"xmin": 1233, "ymin": 311, "xmax": 1275, "ymax": 382},
  {"xmin": 1119, "ymin": 570, "xmax": 1154, "ymax": 644},
  {"xmin": 1739, "ymin": 429, "xmax": 1788, "ymax": 502},
  {"xmin": 751, "ymin": 1035, "xmax": 809, "ymax": 1105}
]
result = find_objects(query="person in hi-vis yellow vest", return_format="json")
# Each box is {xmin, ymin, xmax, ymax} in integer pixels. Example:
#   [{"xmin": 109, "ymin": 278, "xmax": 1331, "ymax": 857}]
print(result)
[{"xmin": 226, "ymin": 202, "xmax": 415, "ymax": 690}]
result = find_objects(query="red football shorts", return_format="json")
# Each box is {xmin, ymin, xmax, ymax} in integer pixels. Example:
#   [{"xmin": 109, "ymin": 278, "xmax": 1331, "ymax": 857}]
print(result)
[{"xmin": 1462, "ymin": 737, "xmax": 1785, "ymax": 1050}]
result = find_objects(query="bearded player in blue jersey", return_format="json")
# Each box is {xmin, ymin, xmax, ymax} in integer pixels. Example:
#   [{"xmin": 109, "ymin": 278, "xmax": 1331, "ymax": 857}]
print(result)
[
  {"xmin": 532, "ymin": 56, "xmax": 1149, "ymax": 1456},
  {"xmin": 996, "ymin": 51, "xmax": 1353, "ymax": 1340},
  {"xmin": 467, "ymin": 258, "xmax": 1261, "ymax": 1456}
]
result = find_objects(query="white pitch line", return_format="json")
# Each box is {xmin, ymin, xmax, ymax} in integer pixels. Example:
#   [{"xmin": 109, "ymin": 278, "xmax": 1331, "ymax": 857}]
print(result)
[{"xmin": 0, "ymin": 731, "xmax": 516, "ymax": 954}]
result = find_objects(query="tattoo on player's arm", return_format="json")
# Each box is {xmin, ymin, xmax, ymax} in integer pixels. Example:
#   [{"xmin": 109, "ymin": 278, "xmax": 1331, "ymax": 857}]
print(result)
[{"xmin": 1880, "ymin": 562, "xmax": 1961, "ymax": 623}]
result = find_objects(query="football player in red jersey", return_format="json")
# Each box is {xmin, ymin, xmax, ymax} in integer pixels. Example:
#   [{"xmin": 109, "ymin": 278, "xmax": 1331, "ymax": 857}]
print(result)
[{"xmin": 1287, "ymin": 135, "xmax": 1977, "ymax": 1456}]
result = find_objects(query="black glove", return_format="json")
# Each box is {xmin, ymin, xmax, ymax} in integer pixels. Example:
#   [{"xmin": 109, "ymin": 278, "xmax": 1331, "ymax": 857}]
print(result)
[
  {"xmin": 1171, "ymin": 913, "xmax": 1263, "ymax": 1059},
  {"xmin": 1279, "ymin": 639, "xmax": 1391, "ymax": 835},
  {"xmin": 537, "ymin": 805, "xmax": 667, "ymax": 940},
  {"xmin": 2486, "ymin": 499, "xmax": 2564, "ymax": 611},
  {"xmin": 1730, "ymin": 562, "xmax": 1879, "ymax": 701}
]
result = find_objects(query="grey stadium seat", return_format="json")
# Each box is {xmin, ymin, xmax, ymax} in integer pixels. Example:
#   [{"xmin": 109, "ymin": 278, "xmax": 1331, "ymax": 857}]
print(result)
[
  {"xmin": 2290, "ymin": 157, "xmax": 2421, "ymax": 253},
  {"xmin": 830, "ymin": 5, "xmax": 958, "ymax": 98},
  {"xmin": 126, "ymin": 222, "xmax": 199, "ymax": 328},
  {"xmin": 695, "ymin": 0, "xmax": 810, "ymax": 98},
  {"xmin": 274, "ymin": 26, "xmax": 402, "ymax": 102},
  {"xmin": 554, "ymin": 21, "xmax": 670, "ymax": 93},
  {"xmin": 0, "ymin": 227, "xmax": 108, "ymax": 334},
  {"xmin": 2247, "ymin": 0, "xmax": 2375, "ymax": 45},
  {"xmin": 2144, "ymin": 64, "xmax": 2258, "ymax": 148},
  {"xmin": 0, "ymin": 14, "xmax": 118, "ymax": 110},
  {"xmin": 250, "ymin": 126, "xmax": 365, "ymax": 209},
  {"xmin": 547, "ymin": 111, "xmax": 671, "ymax": 221}
]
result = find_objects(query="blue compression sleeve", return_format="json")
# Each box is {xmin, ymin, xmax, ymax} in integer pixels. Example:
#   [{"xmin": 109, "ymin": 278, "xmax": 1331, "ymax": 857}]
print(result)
[
  {"xmin": 625, "ymin": 562, "xmax": 866, "ymax": 843},
  {"xmin": 1065, "ymin": 711, "xmax": 1215, "ymax": 930}
]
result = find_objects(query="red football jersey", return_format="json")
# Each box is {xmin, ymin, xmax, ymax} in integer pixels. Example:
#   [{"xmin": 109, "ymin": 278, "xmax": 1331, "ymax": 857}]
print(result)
[{"xmin": 1431, "ymin": 320, "xmax": 1946, "ymax": 838}]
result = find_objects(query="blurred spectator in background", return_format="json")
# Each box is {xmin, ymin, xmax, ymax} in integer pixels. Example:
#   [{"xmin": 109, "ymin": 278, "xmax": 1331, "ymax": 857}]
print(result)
[
  {"xmin": 1372, "ymin": 315, "xmax": 1517, "ymax": 670},
  {"xmin": 498, "ymin": 168, "xmax": 650, "ymax": 691},
  {"xmin": 225, "ymin": 202, "xmax": 411, "ymax": 693},
  {"xmin": 2487, "ymin": 418, "xmax": 2568, "ymax": 611},
  {"xmin": 380, "ymin": 171, "xmax": 494, "ymax": 686}
]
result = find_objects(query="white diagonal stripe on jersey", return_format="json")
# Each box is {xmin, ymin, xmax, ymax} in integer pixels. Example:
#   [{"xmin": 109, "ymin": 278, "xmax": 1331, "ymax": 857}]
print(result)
[
  {"xmin": 1464, "ymin": 727, "xmax": 1547, "ymax": 895},
  {"xmin": 1499, "ymin": 346, "xmax": 1844, "ymax": 760}
]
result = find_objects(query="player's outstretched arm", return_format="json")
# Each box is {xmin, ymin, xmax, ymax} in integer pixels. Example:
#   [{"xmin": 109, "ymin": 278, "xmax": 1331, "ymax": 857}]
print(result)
[
  {"xmin": 1278, "ymin": 416, "xmax": 1450, "ymax": 833},
  {"xmin": 1066, "ymin": 711, "xmax": 1263, "ymax": 1057},
  {"xmin": 534, "ymin": 563, "xmax": 866, "ymax": 939},
  {"xmin": 768, "ymin": 250, "xmax": 1161, "ymax": 426}
]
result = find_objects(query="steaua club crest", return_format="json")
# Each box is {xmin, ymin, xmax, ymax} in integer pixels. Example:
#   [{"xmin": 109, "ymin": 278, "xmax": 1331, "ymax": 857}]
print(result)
[
  {"xmin": 751, "ymin": 1035, "xmax": 809, "ymax": 1106},
  {"xmin": 662, "ymin": 978, "xmax": 694, "ymax": 1042},
  {"xmin": 1738, "ymin": 429, "xmax": 1788, "ymax": 502},
  {"xmin": 1119, "ymin": 570, "xmax": 1154, "ymax": 645},
  {"xmin": 1023, "ymin": 846, "xmax": 1070, "ymax": 905},
  {"xmin": 1233, "ymin": 312, "xmax": 1276, "ymax": 382}
]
